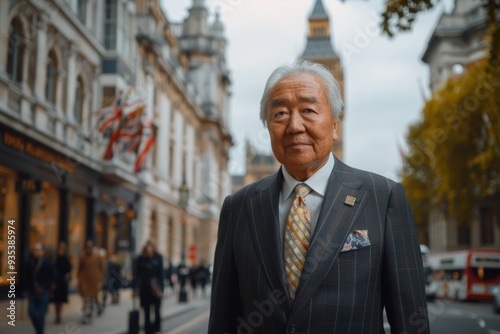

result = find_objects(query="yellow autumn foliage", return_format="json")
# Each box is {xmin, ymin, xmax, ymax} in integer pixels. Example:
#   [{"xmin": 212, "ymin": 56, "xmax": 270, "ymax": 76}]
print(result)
[{"xmin": 402, "ymin": 60, "xmax": 500, "ymax": 230}]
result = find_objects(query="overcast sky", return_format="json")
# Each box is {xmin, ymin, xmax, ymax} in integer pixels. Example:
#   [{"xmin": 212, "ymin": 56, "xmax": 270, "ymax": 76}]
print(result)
[{"xmin": 162, "ymin": 0, "xmax": 454, "ymax": 181}]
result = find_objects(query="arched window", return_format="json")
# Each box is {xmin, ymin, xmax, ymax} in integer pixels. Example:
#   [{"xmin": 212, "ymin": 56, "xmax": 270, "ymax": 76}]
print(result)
[
  {"xmin": 74, "ymin": 76, "xmax": 84, "ymax": 123},
  {"xmin": 45, "ymin": 51, "xmax": 58, "ymax": 104},
  {"xmin": 7, "ymin": 19, "xmax": 24, "ymax": 82}
]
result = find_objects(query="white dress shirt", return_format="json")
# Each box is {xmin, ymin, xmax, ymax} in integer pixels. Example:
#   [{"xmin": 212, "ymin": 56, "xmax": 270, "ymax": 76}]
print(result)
[{"xmin": 278, "ymin": 153, "xmax": 335, "ymax": 242}]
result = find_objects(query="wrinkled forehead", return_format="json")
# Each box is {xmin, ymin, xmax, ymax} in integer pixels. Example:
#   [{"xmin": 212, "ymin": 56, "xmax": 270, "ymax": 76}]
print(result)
[
  {"xmin": 273, "ymin": 72, "xmax": 325, "ymax": 89},
  {"xmin": 268, "ymin": 73, "xmax": 327, "ymax": 105}
]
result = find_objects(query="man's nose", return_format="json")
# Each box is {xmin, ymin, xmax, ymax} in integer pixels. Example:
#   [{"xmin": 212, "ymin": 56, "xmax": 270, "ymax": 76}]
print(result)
[{"xmin": 286, "ymin": 111, "xmax": 305, "ymax": 133}]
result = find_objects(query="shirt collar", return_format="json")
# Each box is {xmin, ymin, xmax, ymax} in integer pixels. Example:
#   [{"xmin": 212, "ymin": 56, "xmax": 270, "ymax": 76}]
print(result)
[{"xmin": 281, "ymin": 153, "xmax": 335, "ymax": 201}]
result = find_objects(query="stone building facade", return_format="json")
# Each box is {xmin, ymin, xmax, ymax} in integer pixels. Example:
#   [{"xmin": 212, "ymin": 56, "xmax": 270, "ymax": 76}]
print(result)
[
  {"xmin": 0, "ymin": 0, "xmax": 231, "ymax": 302},
  {"xmin": 422, "ymin": 0, "xmax": 490, "ymax": 92},
  {"xmin": 421, "ymin": 0, "xmax": 500, "ymax": 252}
]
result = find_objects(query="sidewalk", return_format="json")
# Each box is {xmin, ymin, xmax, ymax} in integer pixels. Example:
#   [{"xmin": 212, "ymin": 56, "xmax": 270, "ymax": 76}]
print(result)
[{"xmin": 0, "ymin": 288, "xmax": 210, "ymax": 334}]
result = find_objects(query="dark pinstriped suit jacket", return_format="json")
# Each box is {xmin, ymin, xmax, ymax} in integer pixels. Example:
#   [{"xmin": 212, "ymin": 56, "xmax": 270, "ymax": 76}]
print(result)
[{"xmin": 209, "ymin": 158, "xmax": 430, "ymax": 334}]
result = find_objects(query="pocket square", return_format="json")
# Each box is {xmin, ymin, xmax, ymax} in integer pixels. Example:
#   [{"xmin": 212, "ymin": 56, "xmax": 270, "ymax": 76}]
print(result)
[{"xmin": 341, "ymin": 230, "xmax": 370, "ymax": 252}]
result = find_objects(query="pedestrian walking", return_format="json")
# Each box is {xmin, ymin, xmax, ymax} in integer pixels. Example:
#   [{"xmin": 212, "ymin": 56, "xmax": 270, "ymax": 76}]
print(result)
[
  {"xmin": 164, "ymin": 259, "xmax": 176, "ymax": 297},
  {"xmin": 196, "ymin": 261, "xmax": 210, "ymax": 298},
  {"xmin": 134, "ymin": 241, "xmax": 164, "ymax": 334},
  {"xmin": 102, "ymin": 254, "xmax": 122, "ymax": 306},
  {"xmin": 52, "ymin": 241, "xmax": 72, "ymax": 324},
  {"xmin": 188, "ymin": 265, "xmax": 198, "ymax": 295},
  {"xmin": 24, "ymin": 242, "xmax": 57, "ymax": 334},
  {"xmin": 77, "ymin": 240, "xmax": 105, "ymax": 324},
  {"xmin": 98, "ymin": 248, "xmax": 108, "ymax": 312}
]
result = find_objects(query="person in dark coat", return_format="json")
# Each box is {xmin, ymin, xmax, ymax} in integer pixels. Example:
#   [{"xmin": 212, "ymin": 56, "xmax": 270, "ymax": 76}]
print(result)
[
  {"xmin": 134, "ymin": 241, "xmax": 164, "ymax": 334},
  {"xmin": 52, "ymin": 242, "xmax": 72, "ymax": 324},
  {"xmin": 102, "ymin": 254, "xmax": 122, "ymax": 306},
  {"xmin": 24, "ymin": 243, "xmax": 57, "ymax": 334},
  {"xmin": 164, "ymin": 260, "xmax": 176, "ymax": 297},
  {"xmin": 188, "ymin": 266, "xmax": 198, "ymax": 294},
  {"xmin": 196, "ymin": 261, "xmax": 211, "ymax": 298}
]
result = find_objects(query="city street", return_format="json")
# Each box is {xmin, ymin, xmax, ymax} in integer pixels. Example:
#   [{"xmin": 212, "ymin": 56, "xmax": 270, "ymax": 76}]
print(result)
[
  {"xmin": 2, "ymin": 289, "xmax": 500, "ymax": 333},
  {"xmin": 162, "ymin": 298, "xmax": 210, "ymax": 334},
  {"xmin": 161, "ymin": 297, "xmax": 500, "ymax": 334},
  {"xmin": 427, "ymin": 299, "xmax": 500, "ymax": 334}
]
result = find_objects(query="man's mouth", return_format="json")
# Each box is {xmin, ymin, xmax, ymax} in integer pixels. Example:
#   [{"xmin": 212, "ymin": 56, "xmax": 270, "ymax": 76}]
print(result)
[{"xmin": 286, "ymin": 142, "xmax": 309, "ymax": 147}]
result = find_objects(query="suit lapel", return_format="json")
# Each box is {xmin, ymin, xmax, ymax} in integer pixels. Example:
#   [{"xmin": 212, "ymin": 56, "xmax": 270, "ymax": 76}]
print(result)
[
  {"xmin": 247, "ymin": 170, "xmax": 293, "ymax": 312},
  {"xmin": 290, "ymin": 159, "xmax": 369, "ymax": 317}
]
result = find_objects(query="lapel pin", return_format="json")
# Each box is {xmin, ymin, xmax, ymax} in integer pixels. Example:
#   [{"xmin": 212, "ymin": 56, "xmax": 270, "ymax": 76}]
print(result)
[{"xmin": 344, "ymin": 195, "xmax": 356, "ymax": 207}]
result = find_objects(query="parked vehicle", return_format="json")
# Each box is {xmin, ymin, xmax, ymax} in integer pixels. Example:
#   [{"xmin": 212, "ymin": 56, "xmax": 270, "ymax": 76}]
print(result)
[
  {"xmin": 421, "ymin": 245, "xmax": 437, "ymax": 301},
  {"xmin": 493, "ymin": 283, "xmax": 500, "ymax": 313},
  {"xmin": 428, "ymin": 249, "xmax": 500, "ymax": 301}
]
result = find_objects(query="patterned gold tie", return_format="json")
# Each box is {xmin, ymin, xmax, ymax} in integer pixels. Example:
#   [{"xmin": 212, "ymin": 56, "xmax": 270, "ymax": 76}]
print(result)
[{"xmin": 284, "ymin": 183, "xmax": 312, "ymax": 301}]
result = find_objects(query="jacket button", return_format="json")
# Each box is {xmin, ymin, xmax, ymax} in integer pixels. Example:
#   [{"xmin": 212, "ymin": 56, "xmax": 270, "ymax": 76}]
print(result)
[{"xmin": 289, "ymin": 325, "xmax": 296, "ymax": 333}]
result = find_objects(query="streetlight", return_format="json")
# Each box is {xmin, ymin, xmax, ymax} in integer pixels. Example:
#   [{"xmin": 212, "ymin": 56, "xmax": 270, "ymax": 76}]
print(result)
[{"xmin": 178, "ymin": 177, "xmax": 189, "ymax": 303}]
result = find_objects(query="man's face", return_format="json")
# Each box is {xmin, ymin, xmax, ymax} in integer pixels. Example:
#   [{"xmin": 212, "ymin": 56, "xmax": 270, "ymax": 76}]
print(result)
[{"xmin": 266, "ymin": 72, "xmax": 338, "ymax": 180}]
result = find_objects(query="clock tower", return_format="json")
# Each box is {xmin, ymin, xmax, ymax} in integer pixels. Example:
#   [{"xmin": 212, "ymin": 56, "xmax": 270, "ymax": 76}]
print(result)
[{"xmin": 300, "ymin": 0, "xmax": 345, "ymax": 160}]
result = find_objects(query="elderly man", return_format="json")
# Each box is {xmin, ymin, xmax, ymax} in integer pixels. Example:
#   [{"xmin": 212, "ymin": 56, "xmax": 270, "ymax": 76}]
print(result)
[{"xmin": 209, "ymin": 61, "xmax": 429, "ymax": 333}]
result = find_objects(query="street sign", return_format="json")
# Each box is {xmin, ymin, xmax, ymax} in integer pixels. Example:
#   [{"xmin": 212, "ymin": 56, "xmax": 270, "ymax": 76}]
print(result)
[{"xmin": 188, "ymin": 245, "xmax": 197, "ymax": 261}]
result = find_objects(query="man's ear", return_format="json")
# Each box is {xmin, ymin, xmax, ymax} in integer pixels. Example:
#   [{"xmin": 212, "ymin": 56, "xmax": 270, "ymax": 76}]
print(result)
[{"xmin": 332, "ymin": 120, "xmax": 339, "ymax": 141}]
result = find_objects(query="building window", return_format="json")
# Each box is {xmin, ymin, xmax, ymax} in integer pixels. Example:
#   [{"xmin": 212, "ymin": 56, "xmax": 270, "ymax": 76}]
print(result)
[
  {"xmin": 104, "ymin": 0, "xmax": 118, "ymax": 50},
  {"xmin": 68, "ymin": 194, "xmax": 87, "ymax": 291},
  {"xmin": 77, "ymin": 0, "xmax": 87, "ymax": 24},
  {"xmin": 7, "ymin": 19, "xmax": 24, "ymax": 82},
  {"xmin": 169, "ymin": 138, "xmax": 174, "ymax": 180},
  {"xmin": 74, "ymin": 77, "xmax": 84, "ymax": 123},
  {"xmin": 89, "ymin": 0, "xmax": 97, "ymax": 35},
  {"xmin": 457, "ymin": 222, "xmax": 471, "ymax": 246},
  {"xmin": 107, "ymin": 213, "xmax": 117, "ymax": 255},
  {"xmin": 182, "ymin": 152, "xmax": 187, "ymax": 182},
  {"xmin": 480, "ymin": 207, "xmax": 495, "ymax": 245},
  {"xmin": 45, "ymin": 51, "xmax": 58, "ymax": 104},
  {"xmin": 312, "ymin": 27, "xmax": 326, "ymax": 37},
  {"xmin": 29, "ymin": 182, "xmax": 60, "ymax": 256},
  {"xmin": 96, "ymin": 211, "xmax": 109, "ymax": 250},
  {"xmin": 167, "ymin": 217, "xmax": 174, "ymax": 260},
  {"xmin": 102, "ymin": 86, "xmax": 117, "ymax": 107},
  {"xmin": 121, "ymin": 7, "xmax": 133, "ymax": 61}
]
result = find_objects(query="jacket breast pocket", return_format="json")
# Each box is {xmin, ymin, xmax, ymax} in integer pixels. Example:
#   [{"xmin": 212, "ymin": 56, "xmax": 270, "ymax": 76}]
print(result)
[{"xmin": 340, "ymin": 230, "xmax": 370, "ymax": 253}]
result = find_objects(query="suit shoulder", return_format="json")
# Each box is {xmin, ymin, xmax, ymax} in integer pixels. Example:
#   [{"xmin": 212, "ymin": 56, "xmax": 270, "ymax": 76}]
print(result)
[
  {"xmin": 227, "ymin": 172, "xmax": 278, "ymax": 203},
  {"xmin": 342, "ymin": 163, "xmax": 398, "ymax": 192}
]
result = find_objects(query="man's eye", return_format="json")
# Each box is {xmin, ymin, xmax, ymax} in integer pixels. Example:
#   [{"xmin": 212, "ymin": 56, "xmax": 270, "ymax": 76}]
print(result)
[
  {"xmin": 304, "ymin": 108, "xmax": 315, "ymax": 113},
  {"xmin": 274, "ymin": 111, "xmax": 287, "ymax": 118}
]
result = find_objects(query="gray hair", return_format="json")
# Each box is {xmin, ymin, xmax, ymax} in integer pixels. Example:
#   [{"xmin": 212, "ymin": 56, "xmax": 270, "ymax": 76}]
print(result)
[{"xmin": 259, "ymin": 60, "xmax": 344, "ymax": 125}]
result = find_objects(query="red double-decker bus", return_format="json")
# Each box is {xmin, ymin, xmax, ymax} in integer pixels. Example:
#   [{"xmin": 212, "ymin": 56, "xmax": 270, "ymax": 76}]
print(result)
[{"xmin": 428, "ymin": 249, "xmax": 500, "ymax": 301}]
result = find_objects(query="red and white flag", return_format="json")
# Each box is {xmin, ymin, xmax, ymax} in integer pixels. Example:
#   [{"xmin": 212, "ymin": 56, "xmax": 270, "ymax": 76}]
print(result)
[
  {"xmin": 133, "ymin": 119, "xmax": 155, "ymax": 173},
  {"xmin": 97, "ymin": 97, "xmax": 125, "ymax": 134},
  {"xmin": 95, "ymin": 91, "xmax": 154, "ymax": 166},
  {"xmin": 101, "ymin": 96, "xmax": 125, "ymax": 160},
  {"xmin": 118, "ymin": 102, "xmax": 146, "ymax": 151}
]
